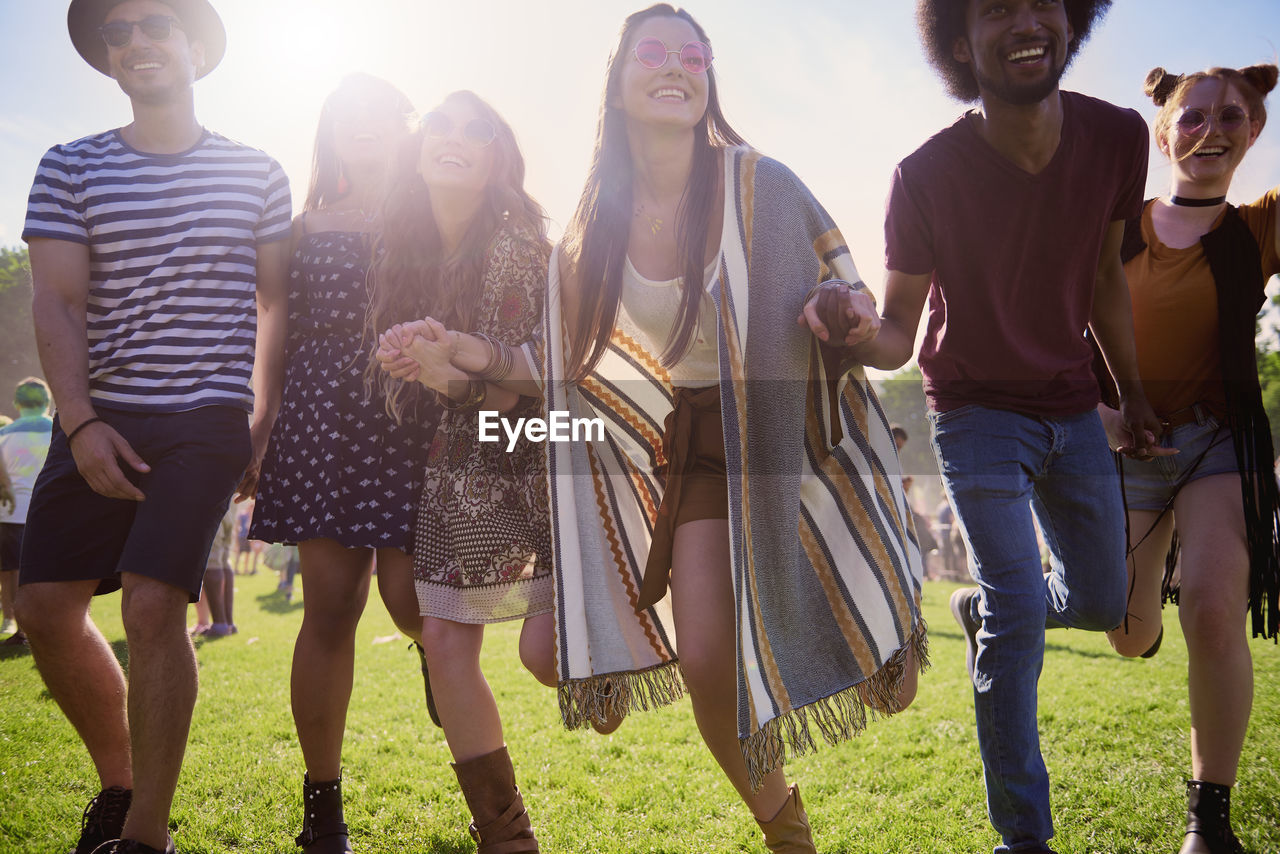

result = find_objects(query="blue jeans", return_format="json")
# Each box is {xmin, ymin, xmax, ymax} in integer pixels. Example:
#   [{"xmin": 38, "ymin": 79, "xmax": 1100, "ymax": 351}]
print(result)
[{"xmin": 930, "ymin": 405, "xmax": 1127, "ymax": 854}]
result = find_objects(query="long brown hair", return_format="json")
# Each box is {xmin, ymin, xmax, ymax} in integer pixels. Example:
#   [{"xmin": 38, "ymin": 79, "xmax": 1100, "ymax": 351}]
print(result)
[
  {"xmin": 562, "ymin": 4, "xmax": 746, "ymax": 381},
  {"xmin": 367, "ymin": 90, "xmax": 547, "ymax": 418},
  {"xmin": 304, "ymin": 73, "xmax": 415, "ymax": 213}
]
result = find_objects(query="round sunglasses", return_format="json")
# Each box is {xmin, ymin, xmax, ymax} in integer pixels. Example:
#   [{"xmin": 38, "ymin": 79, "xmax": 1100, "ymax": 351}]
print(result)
[
  {"xmin": 421, "ymin": 112, "xmax": 497, "ymax": 148},
  {"xmin": 632, "ymin": 38, "xmax": 713, "ymax": 75},
  {"xmin": 1175, "ymin": 104, "xmax": 1249, "ymax": 135},
  {"xmin": 99, "ymin": 14, "xmax": 182, "ymax": 48}
]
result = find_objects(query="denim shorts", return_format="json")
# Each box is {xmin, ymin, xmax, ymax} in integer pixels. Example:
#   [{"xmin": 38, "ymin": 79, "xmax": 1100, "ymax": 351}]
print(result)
[{"xmin": 1120, "ymin": 414, "xmax": 1239, "ymax": 511}]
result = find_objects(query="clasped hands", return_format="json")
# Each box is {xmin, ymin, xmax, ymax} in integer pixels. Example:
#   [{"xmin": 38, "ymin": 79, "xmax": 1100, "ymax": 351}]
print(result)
[
  {"xmin": 376, "ymin": 317, "xmax": 463, "ymax": 394},
  {"xmin": 796, "ymin": 279, "xmax": 880, "ymax": 348},
  {"xmin": 1098, "ymin": 402, "xmax": 1180, "ymax": 462}
]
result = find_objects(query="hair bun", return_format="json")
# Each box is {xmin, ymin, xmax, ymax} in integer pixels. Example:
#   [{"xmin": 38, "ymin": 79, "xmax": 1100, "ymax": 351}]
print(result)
[
  {"xmin": 1239, "ymin": 64, "xmax": 1279, "ymax": 97},
  {"xmin": 1144, "ymin": 67, "xmax": 1182, "ymax": 106}
]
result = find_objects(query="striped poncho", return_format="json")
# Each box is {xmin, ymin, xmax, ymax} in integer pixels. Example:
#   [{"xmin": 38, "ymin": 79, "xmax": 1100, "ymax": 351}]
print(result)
[{"xmin": 533, "ymin": 146, "xmax": 928, "ymax": 787}]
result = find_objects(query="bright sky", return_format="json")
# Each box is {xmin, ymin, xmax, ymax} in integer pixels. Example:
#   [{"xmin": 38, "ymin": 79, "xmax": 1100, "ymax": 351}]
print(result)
[{"xmin": 3, "ymin": 0, "xmax": 1279, "ymax": 309}]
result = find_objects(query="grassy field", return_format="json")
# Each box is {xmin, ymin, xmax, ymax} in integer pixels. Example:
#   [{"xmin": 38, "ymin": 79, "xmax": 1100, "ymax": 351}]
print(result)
[{"xmin": 1, "ymin": 573, "xmax": 1277, "ymax": 854}]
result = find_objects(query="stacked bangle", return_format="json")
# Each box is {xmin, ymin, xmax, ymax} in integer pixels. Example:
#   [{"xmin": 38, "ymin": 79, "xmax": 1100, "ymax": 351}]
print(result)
[
  {"xmin": 474, "ymin": 332, "xmax": 514, "ymax": 382},
  {"xmin": 438, "ymin": 379, "xmax": 487, "ymax": 412}
]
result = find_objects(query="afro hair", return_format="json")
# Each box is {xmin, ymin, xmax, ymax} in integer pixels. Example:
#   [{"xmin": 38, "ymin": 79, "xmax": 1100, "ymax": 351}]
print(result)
[{"xmin": 916, "ymin": 0, "xmax": 1113, "ymax": 102}]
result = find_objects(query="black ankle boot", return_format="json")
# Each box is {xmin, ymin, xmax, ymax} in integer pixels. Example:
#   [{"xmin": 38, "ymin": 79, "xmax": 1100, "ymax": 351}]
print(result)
[
  {"xmin": 296, "ymin": 774, "xmax": 353, "ymax": 853},
  {"xmin": 1178, "ymin": 780, "xmax": 1244, "ymax": 854}
]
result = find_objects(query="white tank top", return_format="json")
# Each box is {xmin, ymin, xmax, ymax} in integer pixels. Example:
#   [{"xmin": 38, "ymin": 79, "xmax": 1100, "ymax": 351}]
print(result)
[{"xmin": 620, "ymin": 255, "xmax": 720, "ymax": 388}]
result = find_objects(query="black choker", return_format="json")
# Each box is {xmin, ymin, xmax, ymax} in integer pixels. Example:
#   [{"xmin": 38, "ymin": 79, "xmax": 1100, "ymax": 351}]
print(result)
[{"xmin": 1170, "ymin": 195, "xmax": 1227, "ymax": 207}]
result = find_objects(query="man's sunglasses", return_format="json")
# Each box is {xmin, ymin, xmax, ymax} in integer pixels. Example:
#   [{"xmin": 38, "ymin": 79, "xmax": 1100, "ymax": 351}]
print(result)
[
  {"xmin": 422, "ymin": 112, "xmax": 497, "ymax": 148},
  {"xmin": 99, "ymin": 14, "xmax": 183, "ymax": 48},
  {"xmin": 632, "ymin": 38, "xmax": 713, "ymax": 75}
]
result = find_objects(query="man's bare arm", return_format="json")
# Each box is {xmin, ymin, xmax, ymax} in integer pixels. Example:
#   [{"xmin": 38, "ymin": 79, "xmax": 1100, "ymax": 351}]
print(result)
[
  {"xmin": 849, "ymin": 270, "xmax": 933, "ymax": 370},
  {"xmin": 1089, "ymin": 220, "xmax": 1163, "ymax": 456},
  {"xmin": 235, "ymin": 236, "xmax": 292, "ymax": 502},
  {"xmin": 28, "ymin": 237, "xmax": 148, "ymax": 500}
]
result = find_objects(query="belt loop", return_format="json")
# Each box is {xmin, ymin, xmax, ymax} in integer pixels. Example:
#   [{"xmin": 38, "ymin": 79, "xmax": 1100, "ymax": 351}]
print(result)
[{"xmin": 1192, "ymin": 402, "xmax": 1208, "ymax": 425}]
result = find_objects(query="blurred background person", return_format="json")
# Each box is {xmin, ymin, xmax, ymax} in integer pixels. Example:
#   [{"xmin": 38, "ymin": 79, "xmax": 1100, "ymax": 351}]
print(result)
[{"xmin": 0, "ymin": 377, "xmax": 53, "ymax": 647}]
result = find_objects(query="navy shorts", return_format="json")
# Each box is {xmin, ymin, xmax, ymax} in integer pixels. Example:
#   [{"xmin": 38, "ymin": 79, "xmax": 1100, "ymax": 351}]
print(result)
[
  {"xmin": 1, "ymin": 523, "xmax": 23, "ymax": 572},
  {"xmin": 19, "ymin": 406, "xmax": 251, "ymax": 601}
]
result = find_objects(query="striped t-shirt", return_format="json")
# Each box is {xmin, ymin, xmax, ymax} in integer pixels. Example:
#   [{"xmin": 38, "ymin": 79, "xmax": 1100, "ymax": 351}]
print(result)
[{"xmin": 22, "ymin": 128, "xmax": 292, "ymax": 412}]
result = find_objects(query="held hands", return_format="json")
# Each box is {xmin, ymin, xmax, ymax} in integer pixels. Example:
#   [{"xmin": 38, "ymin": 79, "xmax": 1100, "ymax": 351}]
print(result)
[
  {"xmin": 234, "ymin": 417, "xmax": 274, "ymax": 503},
  {"xmin": 376, "ymin": 320, "xmax": 431, "ymax": 383},
  {"xmin": 377, "ymin": 317, "xmax": 465, "ymax": 395},
  {"xmin": 797, "ymin": 280, "xmax": 880, "ymax": 347},
  {"xmin": 1119, "ymin": 394, "xmax": 1178, "ymax": 461},
  {"xmin": 67, "ymin": 419, "xmax": 149, "ymax": 501},
  {"xmin": 1097, "ymin": 402, "xmax": 1178, "ymax": 461}
]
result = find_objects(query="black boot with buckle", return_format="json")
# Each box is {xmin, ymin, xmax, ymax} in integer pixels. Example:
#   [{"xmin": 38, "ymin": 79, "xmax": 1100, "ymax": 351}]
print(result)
[
  {"xmin": 1179, "ymin": 780, "xmax": 1244, "ymax": 854},
  {"xmin": 296, "ymin": 774, "xmax": 353, "ymax": 854}
]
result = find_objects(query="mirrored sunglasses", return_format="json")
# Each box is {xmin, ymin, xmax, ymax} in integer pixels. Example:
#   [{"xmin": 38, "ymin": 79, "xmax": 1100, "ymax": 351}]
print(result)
[
  {"xmin": 633, "ymin": 37, "xmax": 713, "ymax": 74},
  {"xmin": 1175, "ymin": 104, "xmax": 1249, "ymax": 135},
  {"xmin": 422, "ymin": 112, "xmax": 497, "ymax": 147},
  {"xmin": 99, "ymin": 14, "xmax": 182, "ymax": 48}
]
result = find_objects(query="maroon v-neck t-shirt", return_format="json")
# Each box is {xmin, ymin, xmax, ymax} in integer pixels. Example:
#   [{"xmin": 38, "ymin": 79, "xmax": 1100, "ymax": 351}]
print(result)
[{"xmin": 885, "ymin": 91, "xmax": 1148, "ymax": 416}]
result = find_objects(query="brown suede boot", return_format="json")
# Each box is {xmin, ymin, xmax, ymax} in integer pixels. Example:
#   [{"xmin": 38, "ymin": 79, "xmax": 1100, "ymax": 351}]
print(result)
[
  {"xmin": 756, "ymin": 784, "xmax": 817, "ymax": 853},
  {"xmin": 451, "ymin": 746, "xmax": 538, "ymax": 853}
]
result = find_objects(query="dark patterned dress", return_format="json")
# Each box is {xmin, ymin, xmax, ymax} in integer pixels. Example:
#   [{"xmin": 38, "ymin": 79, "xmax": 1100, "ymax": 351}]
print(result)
[
  {"xmin": 252, "ymin": 229, "xmax": 438, "ymax": 549},
  {"xmin": 414, "ymin": 229, "xmax": 553, "ymax": 623}
]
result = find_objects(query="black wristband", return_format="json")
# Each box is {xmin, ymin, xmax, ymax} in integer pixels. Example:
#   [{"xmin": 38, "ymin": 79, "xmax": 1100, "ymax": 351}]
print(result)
[{"xmin": 65, "ymin": 417, "xmax": 104, "ymax": 444}]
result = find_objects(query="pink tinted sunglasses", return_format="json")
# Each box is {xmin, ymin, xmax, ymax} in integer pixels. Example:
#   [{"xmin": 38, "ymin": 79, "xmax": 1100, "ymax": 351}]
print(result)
[{"xmin": 632, "ymin": 37, "xmax": 713, "ymax": 74}]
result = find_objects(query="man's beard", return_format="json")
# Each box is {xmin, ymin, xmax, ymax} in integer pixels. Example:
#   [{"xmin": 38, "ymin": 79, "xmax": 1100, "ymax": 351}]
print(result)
[{"xmin": 974, "ymin": 60, "xmax": 1067, "ymax": 106}]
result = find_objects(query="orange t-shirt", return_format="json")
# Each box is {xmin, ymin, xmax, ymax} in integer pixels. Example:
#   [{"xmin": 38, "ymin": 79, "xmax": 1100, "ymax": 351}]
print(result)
[{"xmin": 1126, "ymin": 188, "xmax": 1280, "ymax": 418}]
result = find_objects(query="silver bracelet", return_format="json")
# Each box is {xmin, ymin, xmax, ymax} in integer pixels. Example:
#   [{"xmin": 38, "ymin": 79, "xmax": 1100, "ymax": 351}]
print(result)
[{"xmin": 474, "ymin": 332, "xmax": 514, "ymax": 382}]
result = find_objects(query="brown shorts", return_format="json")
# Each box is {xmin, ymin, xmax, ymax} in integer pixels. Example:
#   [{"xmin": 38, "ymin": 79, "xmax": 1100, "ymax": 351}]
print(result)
[{"xmin": 638, "ymin": 385, "xmax": 728, "ymax": 610}]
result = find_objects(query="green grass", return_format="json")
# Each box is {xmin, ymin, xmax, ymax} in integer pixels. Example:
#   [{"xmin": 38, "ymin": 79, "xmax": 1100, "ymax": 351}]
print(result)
[{"xmin": 1, "ymin": 575, "xmax": 1277, "ymax": 853}]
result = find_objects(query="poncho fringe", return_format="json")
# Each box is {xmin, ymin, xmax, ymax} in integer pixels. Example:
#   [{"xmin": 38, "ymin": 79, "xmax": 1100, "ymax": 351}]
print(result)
[
  {"xmin": 558, "ymin": 661, "xmax": 686, "ymax": 730},
  {"xmin": 743, "ymin": 618, "xmax": 930, "ymax": 787}
]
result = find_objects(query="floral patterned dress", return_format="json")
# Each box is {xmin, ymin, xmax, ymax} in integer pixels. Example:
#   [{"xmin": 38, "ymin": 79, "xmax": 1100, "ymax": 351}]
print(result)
[{"xmin": 413, "ymin": 228, "xmax": 553, "ymax": 623}]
